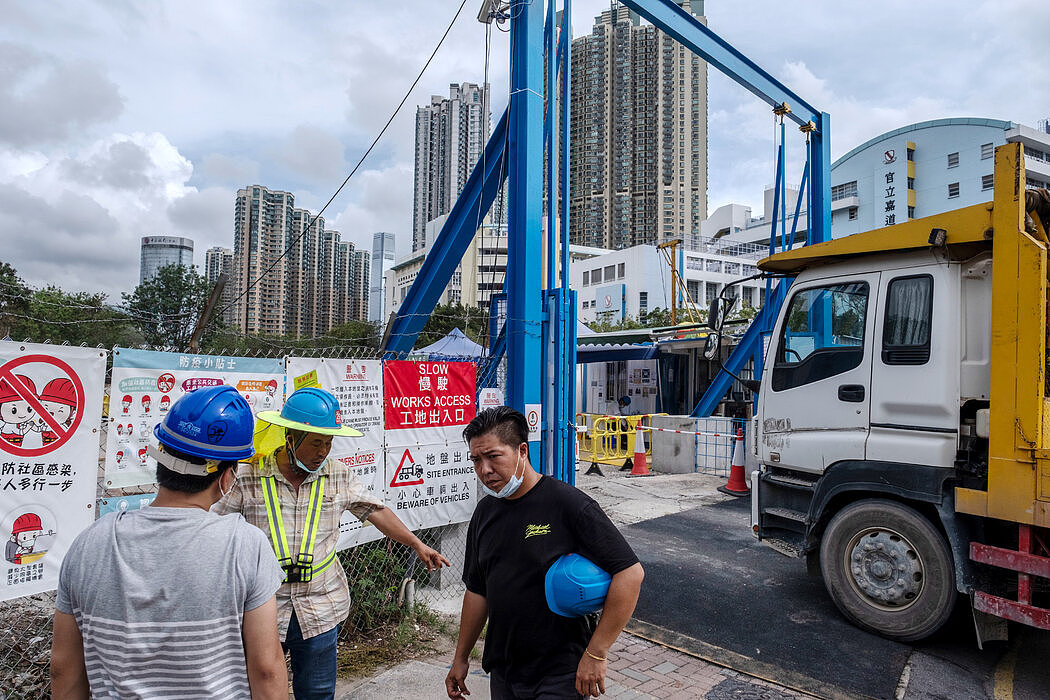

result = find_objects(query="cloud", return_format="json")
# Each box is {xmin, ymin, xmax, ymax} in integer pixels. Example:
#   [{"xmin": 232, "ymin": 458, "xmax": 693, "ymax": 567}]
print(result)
[
  {"xmin": 0, "ymin": 132, "xmax": 199, "ymax": 297},
  {"xmin": 0, "ymin": 42, "xmax": 122, "ymax": 147},
  {"xmin": 328, "ymin": 164, "xmax": 415, "ymax": 252},
  {"xmin": 196, "ymin": 153, "xmax": 259, "ymax": 186},
  {"xmin": 272, "ymin": 125, "xmax": 349, "ymax": 187},
  {"xmin": 167, "ymin": 187, "xmax": 234, "ymax": 253}
]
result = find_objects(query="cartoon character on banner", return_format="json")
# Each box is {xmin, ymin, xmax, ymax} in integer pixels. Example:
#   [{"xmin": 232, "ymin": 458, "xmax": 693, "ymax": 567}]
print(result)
[
  {"xmin": 0, "ymin": 375, "xmax": 37, "ymax": 448},
  {"xmin": 138, "ymin": 447, "xmax": 148, "ymax": 467},
  {"xmin": 141, "ymin": 394, "xmax": 151, "ymax": 414},
  {"xmin": 157, "ymin": 373, "xmax": 175, "ymax": 393},
  {"xmin": 38, "ymin": 378, "xmax": 77, "ymax": 446},
  {"xmin": 121, "ymin": 395, "xmax": 132, "ymax": 414},
  {"xmin": 115, "ymin": 450, "xmax": 125, "ymax": 468},
  {"xmin": 261, "ymin": 380, "xmax": 279, "ymax": 410},
  {"xmin": 5, "ymin": 512, "xmax": 46, "ymax": 565},
  {"xmin": 138, "ymin": 421, "xmax": 150, "ymax": 439},
  {"xmin": 159, "ymin": 395, "xmax": 171, "ymax": 413}
]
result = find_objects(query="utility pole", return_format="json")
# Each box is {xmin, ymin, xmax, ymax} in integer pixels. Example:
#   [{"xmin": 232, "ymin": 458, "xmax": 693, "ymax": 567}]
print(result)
[{"xmin": 188, "ymin": 273, "xmax": 227, "ymax": 353}]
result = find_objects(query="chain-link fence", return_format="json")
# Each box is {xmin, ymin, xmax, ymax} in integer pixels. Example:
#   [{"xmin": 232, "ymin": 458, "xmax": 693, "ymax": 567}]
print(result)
[{"xmin": 0, "ymin": 340, "xmax": 501, "ymax": 697}]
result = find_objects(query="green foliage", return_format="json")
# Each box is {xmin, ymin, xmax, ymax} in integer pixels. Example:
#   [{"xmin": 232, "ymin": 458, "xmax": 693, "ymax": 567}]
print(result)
[
  {"xmin": 123, "ymin": 264, "xmax": 215, "ymax": 351},
  {"xmin": 0, "ymin": 261, "xmax": 31, "ymax": 339},
  {"xmin": 417, "ymin": 303, "xmax": 490, "ymax": 348},
  {"xmin": 587, "ymin": 306, "xmax": 703, "ymax": 333},
  {"xmin": 342, "ymin": 540, "xmax": 414, "ymax": 632},
  {"xmin": 22, "ymin": 286, "xmax": 138, "ymax": 347}
]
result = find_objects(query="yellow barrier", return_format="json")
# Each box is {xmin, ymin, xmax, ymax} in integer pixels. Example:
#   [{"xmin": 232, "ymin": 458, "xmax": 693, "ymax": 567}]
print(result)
[{"xmin": 577, "ymin": 413, "xmax": 662, "ymax": 466}]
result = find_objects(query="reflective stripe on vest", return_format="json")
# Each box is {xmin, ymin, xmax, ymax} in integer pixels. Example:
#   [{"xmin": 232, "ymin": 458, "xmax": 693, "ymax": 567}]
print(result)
[{"xmin": 260, "ymin": 475, "xmax": 334, "ymax": 582}]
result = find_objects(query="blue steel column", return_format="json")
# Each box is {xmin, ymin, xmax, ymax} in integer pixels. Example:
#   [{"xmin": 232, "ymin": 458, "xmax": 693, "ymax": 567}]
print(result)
[
  {"xmin": 507, "ymin": 0, "xmax": 545, "ymax": 467},
  {"xmin": 807, "ymin": 112, "xmax": 832, "ymax": 244},
  {"xmin": 560, "ymin": 1, "xmax": 576, "ymax": 483}
]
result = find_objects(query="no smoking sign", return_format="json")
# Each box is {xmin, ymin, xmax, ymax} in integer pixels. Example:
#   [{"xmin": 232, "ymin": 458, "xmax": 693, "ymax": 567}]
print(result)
[{"xmin": 0, "ymin": 354, "xmax": 86, "ymax": 457}]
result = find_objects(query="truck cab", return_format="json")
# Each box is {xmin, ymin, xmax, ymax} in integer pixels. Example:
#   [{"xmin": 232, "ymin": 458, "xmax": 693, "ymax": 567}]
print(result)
[{"xmin": 750, "ymin": 143, "xmax": 1050, "ymax": 642}]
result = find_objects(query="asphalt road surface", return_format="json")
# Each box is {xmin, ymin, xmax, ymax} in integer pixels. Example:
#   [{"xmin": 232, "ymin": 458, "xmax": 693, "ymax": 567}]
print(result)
[{"xmin": 622, "ymin": 497, "xmax": 1050, "ymax": 699}]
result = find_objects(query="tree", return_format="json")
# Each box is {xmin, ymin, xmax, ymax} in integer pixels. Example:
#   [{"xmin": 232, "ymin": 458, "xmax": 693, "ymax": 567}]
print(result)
[
  {"xmin": 123, "ymin": 264, "xmax": 214, "ymax": 351},
  {"xmin": 416, "ymin": 303, "xmax": 490, "ymax": 349},
  {"xmin": 0, "ymin": 261, "xmax": 30, "ymax": 339},
  {"xmin": 20, "ymin": 286, "xmax": 138, "ymax": 347}
]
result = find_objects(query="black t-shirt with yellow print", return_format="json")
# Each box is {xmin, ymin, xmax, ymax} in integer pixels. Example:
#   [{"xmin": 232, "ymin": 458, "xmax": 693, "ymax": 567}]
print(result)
[{"xmin": 463, "ymin": 475, "xmax": 639, "ymax": 684}]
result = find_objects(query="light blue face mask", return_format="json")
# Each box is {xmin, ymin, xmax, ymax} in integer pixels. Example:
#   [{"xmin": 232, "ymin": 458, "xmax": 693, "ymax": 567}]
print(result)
[
  {"xmin": 481, "ymin": 451, "xmax": 525, "ymax": 499},
  {"xmin": 287, "ymin": 434, "xmax": 323, "ymax": 474}
]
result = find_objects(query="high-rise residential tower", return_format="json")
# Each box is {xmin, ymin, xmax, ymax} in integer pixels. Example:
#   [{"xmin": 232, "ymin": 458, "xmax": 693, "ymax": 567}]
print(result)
[
  {"xmin": 204, "ymin": 246, "xmax": 234, "ymax": 324},
  {"xmin": 139, "ymin": 236, "xmax": 194, "ymax": 284},
  {"xmin": 412, "ymin": 82, "xmax": 491, "ymax": 252},
  {"xmin": 569, "ymin": 1, "xmax": 708, "ymax": 251},
  {"xmin": 231, "ymin": 185, "xmax": 368, "ymax": 338},
  {"xmin": 369, "ymin": 232, "xmax": 396, "ymax": 322}
]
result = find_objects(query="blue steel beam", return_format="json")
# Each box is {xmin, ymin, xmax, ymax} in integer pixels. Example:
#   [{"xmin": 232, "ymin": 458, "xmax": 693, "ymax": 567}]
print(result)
[
  {"xmin": 620, "ymin": 0, "xmax": 819, "ymax": 126},
  {"xmin": 383, "ymin": 110, "xmax": 509, "ymax": 358},
  {"xmin": 692, "ymin": 280, "xmax": 788, "ymax": 417}
]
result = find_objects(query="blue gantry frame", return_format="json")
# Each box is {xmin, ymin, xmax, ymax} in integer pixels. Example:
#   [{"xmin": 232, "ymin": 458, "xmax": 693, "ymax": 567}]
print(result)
[{"xmin": 384, "ymin": 0, "xmax": 829, "ymax": 476}]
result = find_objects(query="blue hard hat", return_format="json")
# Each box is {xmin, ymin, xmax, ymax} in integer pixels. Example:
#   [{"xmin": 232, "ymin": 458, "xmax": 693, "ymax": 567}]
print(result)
[
  {"xmin": 545, "ymin": 553, "xmax": 612, "ymax": 618},
  {"xmin": 154, "ymin": 385, "xmax": 255, "ymax": 461},
  {"xmin": 256, "ymin": 387, "xmax": 362, "ymax": 436}
]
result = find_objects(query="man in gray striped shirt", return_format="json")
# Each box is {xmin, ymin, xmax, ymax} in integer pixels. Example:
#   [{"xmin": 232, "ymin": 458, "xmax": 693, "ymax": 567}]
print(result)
[{"xmin": 50, "ymin": 385, "xmax": 287, "ymax": 699}]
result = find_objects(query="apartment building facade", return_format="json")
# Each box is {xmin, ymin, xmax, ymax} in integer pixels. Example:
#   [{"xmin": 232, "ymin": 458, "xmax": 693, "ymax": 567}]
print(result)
[
  {"xmin": 569, "ymin": 1, "xmax": 708, "ymax": 252},
  {"xmin": 412, "ymin": 82, "xmax": 491, "ymax": 253},
  {"xmin": 231, "ymin": 185, "xmax": 368, "ymax": 338}
]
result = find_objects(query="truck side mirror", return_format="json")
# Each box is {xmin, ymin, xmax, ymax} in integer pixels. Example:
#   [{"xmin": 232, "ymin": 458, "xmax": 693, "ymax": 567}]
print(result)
[
  {"xmin": 703, "ymin": 332, "xmax": 719, "ymax": 360},
  {"xmin": 708, "ymin": 297, "xmax": 721, "ymax": 330}
]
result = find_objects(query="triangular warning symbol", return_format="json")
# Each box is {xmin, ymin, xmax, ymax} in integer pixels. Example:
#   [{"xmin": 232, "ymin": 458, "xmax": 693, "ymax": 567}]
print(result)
[{"xmin": 390, "ymin": 449, "xmax": 424, "ymax": 487}]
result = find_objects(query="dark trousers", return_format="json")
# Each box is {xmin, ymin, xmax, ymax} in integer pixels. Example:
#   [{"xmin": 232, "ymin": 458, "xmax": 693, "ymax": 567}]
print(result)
[{"xmin": 489, "ymin": 669, "xmax": 584, "ymax": 700}]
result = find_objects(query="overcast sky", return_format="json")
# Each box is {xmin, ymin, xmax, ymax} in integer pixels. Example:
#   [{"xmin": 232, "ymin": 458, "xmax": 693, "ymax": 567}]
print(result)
[{"xmin": 1, "ymin": 0, "xmax": 1046, "ymax": 300}]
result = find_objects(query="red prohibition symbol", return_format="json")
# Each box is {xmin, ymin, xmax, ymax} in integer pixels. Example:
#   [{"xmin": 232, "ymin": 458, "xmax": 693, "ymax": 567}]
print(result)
[{"xmin": 0, "ymin": 354, "xmax": 86, "ymax": 457}]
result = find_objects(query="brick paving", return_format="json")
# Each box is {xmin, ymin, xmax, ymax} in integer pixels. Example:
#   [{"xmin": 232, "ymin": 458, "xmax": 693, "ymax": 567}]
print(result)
[{"xmin": 602, "ymin": 634, "xmax": 812, "ymax": 699}]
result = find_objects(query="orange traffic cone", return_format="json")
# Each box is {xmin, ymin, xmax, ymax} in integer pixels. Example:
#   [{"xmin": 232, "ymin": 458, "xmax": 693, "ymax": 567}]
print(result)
[
  {"xmin": 627, "ymin": 425, "xmax": 652, "ymax": 477},
  {"xmin": 718, "ymin": 428, "xmax": 749, "ymax": 496}
]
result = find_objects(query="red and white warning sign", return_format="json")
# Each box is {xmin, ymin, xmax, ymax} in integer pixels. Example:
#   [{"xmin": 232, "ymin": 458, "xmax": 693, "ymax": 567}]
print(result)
[
  {"xmin": 0, "ymin": 342, "xmax": 106, "ymax": 602},
  {"xmin": 389, "ymin": 449, "xmax": 424, "ymax": 487}
]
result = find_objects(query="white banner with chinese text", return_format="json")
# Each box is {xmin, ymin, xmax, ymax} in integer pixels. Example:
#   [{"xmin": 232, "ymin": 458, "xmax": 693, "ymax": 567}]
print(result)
[{"xmin": 0, "ymin": 342, "xmax": 106, "ymax": 601}]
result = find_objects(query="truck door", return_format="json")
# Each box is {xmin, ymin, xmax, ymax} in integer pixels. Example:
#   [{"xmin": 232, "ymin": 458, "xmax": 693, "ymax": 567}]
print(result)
[{"xmin": 759, "ymin": 273, "xmax": 879, "ymax": 472}]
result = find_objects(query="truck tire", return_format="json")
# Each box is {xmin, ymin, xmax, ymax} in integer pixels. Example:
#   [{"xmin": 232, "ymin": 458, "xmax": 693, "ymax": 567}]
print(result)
[{"xmin": 819, "ymin": 499, "xmax": 955, "ymax": 642}]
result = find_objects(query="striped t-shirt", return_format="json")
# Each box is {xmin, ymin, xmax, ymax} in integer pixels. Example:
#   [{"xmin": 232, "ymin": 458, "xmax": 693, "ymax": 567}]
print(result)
[{"xmin": 55, "ymin": 507, "xmax": 283, "ymax": 699}]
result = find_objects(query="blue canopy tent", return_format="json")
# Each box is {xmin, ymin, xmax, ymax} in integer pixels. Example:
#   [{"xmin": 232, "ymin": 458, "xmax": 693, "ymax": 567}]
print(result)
[{"xmin": 414, "ymin": 328, "xmax": 487, "ymax": 361}]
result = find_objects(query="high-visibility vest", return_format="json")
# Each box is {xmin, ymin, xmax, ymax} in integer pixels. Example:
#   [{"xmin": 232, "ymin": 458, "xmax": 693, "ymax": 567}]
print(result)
[{"xmin": 260, "ymin": 475, "xmax": 336, "ymax": 584}]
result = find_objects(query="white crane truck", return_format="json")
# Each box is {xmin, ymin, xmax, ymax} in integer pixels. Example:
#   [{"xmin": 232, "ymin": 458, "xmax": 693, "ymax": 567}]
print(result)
[{"xmin": 748, "ymin": 143, "xmax": 1050, "ymax": 642}]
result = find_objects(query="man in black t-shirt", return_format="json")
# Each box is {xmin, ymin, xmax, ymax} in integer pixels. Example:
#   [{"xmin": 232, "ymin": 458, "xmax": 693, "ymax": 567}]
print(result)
[{"xmin": 445, "ymin": 407, "xmax": 645, "ymax": 700}]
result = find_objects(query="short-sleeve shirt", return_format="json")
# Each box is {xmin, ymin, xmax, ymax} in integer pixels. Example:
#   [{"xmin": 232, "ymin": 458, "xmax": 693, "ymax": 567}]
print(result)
[
  {"xmin": 463, "ymin": 476, "xmax": 639, "ymax": 683},
  {"xmin": 55, "ymin": 507, "xmax": 282, "ymax": 699},
  {"xmin": 213, "ymin": 453, "xmax": 384, "ymax": 639}
]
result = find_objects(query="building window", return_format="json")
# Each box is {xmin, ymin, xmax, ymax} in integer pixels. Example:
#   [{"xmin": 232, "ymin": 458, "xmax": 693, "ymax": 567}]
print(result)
[
  {"xmin": 907, "ymin": 177, "xmax": 915, "ymax": 189},
  {"xmin": 981, "ymin": 143, "xmax": 994, "ymax": 160},
  {"xmin": 592, "ymin": 268, "xmax": 602, "ymax": 284},
  {"xmin": 908, "ymin": 206, "xmax": 916, "ymax": 218},
  {"xmin": 907, "ymin": 147, "xmax": 915, "ymax": 161},
  {"xmin": 948, "ymin": 182, "xmax": 960, "ymax": 198},
  {"xmin": 617, "ymin": 262, "xmax": 625, "ymax": 278},
  {"xmin": 831, "ymin": 181, "xmax": 858, "ymax": 200},
  {"xmin": 848, "ymin": 207, "xmax": 858, "ymax": 221},
  {"xmin": 604, "ymin": 265, "xmax": 616, "ymax": 281},
  {"xmin": 639, "ymin": 291, "xmax": 648, "ymax": 315},
  {"xmin": 981, "ymin": 174, "xmax": 994, "ymax": 190},
  {"xmin": 583, "ymin": 271, "xmax": 589, "ymax": 285},
  {"xmin": 947, "ymin": 152, "xmax": 959, "ymax": 168}
]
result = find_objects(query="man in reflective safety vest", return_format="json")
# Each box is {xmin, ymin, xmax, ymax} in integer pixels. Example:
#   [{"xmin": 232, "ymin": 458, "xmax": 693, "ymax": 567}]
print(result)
[{"xmin": 214, "ymin": 387, "xmax": 449, "ymax": 700}]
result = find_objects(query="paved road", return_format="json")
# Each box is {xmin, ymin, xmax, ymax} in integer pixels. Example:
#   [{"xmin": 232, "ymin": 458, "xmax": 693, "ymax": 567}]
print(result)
[{"xmin": 621, "ymin": 496, "xmax": 1050, "ymax": 699}]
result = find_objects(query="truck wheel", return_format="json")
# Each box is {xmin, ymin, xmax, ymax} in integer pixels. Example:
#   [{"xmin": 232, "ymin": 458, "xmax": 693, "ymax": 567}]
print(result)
[{"xmin": 819, "ymin": 499, "xmax": 955, "ymax": 642}]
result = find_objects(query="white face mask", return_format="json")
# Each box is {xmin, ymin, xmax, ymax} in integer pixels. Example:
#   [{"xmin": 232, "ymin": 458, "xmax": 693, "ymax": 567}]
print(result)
[
  {"xmin": 219, "ymin": 471, "xmax": 238, "ymax": 500},
  {"xmin": 481, "ymin": 451, "xmax": 526, "ymax": 499}
]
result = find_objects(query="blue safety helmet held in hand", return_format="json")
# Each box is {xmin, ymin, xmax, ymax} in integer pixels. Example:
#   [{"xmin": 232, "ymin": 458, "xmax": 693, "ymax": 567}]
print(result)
[
  {"xmin": 256, "ymin": 387, "xmax": 362, "ymax": 437},
  {"xmin": 152, "ymin": 385, "xmax": 255, "ymax": 473},
  {"xmin": 545, "ymin": 553, "xmax": 612, "ymax": 618}
]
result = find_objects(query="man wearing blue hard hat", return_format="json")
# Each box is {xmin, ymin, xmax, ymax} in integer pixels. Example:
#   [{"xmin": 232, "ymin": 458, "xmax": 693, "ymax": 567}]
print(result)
[
  {"xmin": 52, "ymin": 385, "xmax": 288, "ymax": 699},
  {"xmin": 446, "ymin": 406, "xmax": 644, "ymax": 700},
  {"xmin": 215, "ymin": 386, "xmax": 449, "ymax": 700}
]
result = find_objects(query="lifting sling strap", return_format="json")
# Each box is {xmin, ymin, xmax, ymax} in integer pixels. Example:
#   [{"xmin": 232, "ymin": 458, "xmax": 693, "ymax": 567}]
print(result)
[{"xmin": 261, "ymin": 475, "xmax": 336, "ymax": 583}]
